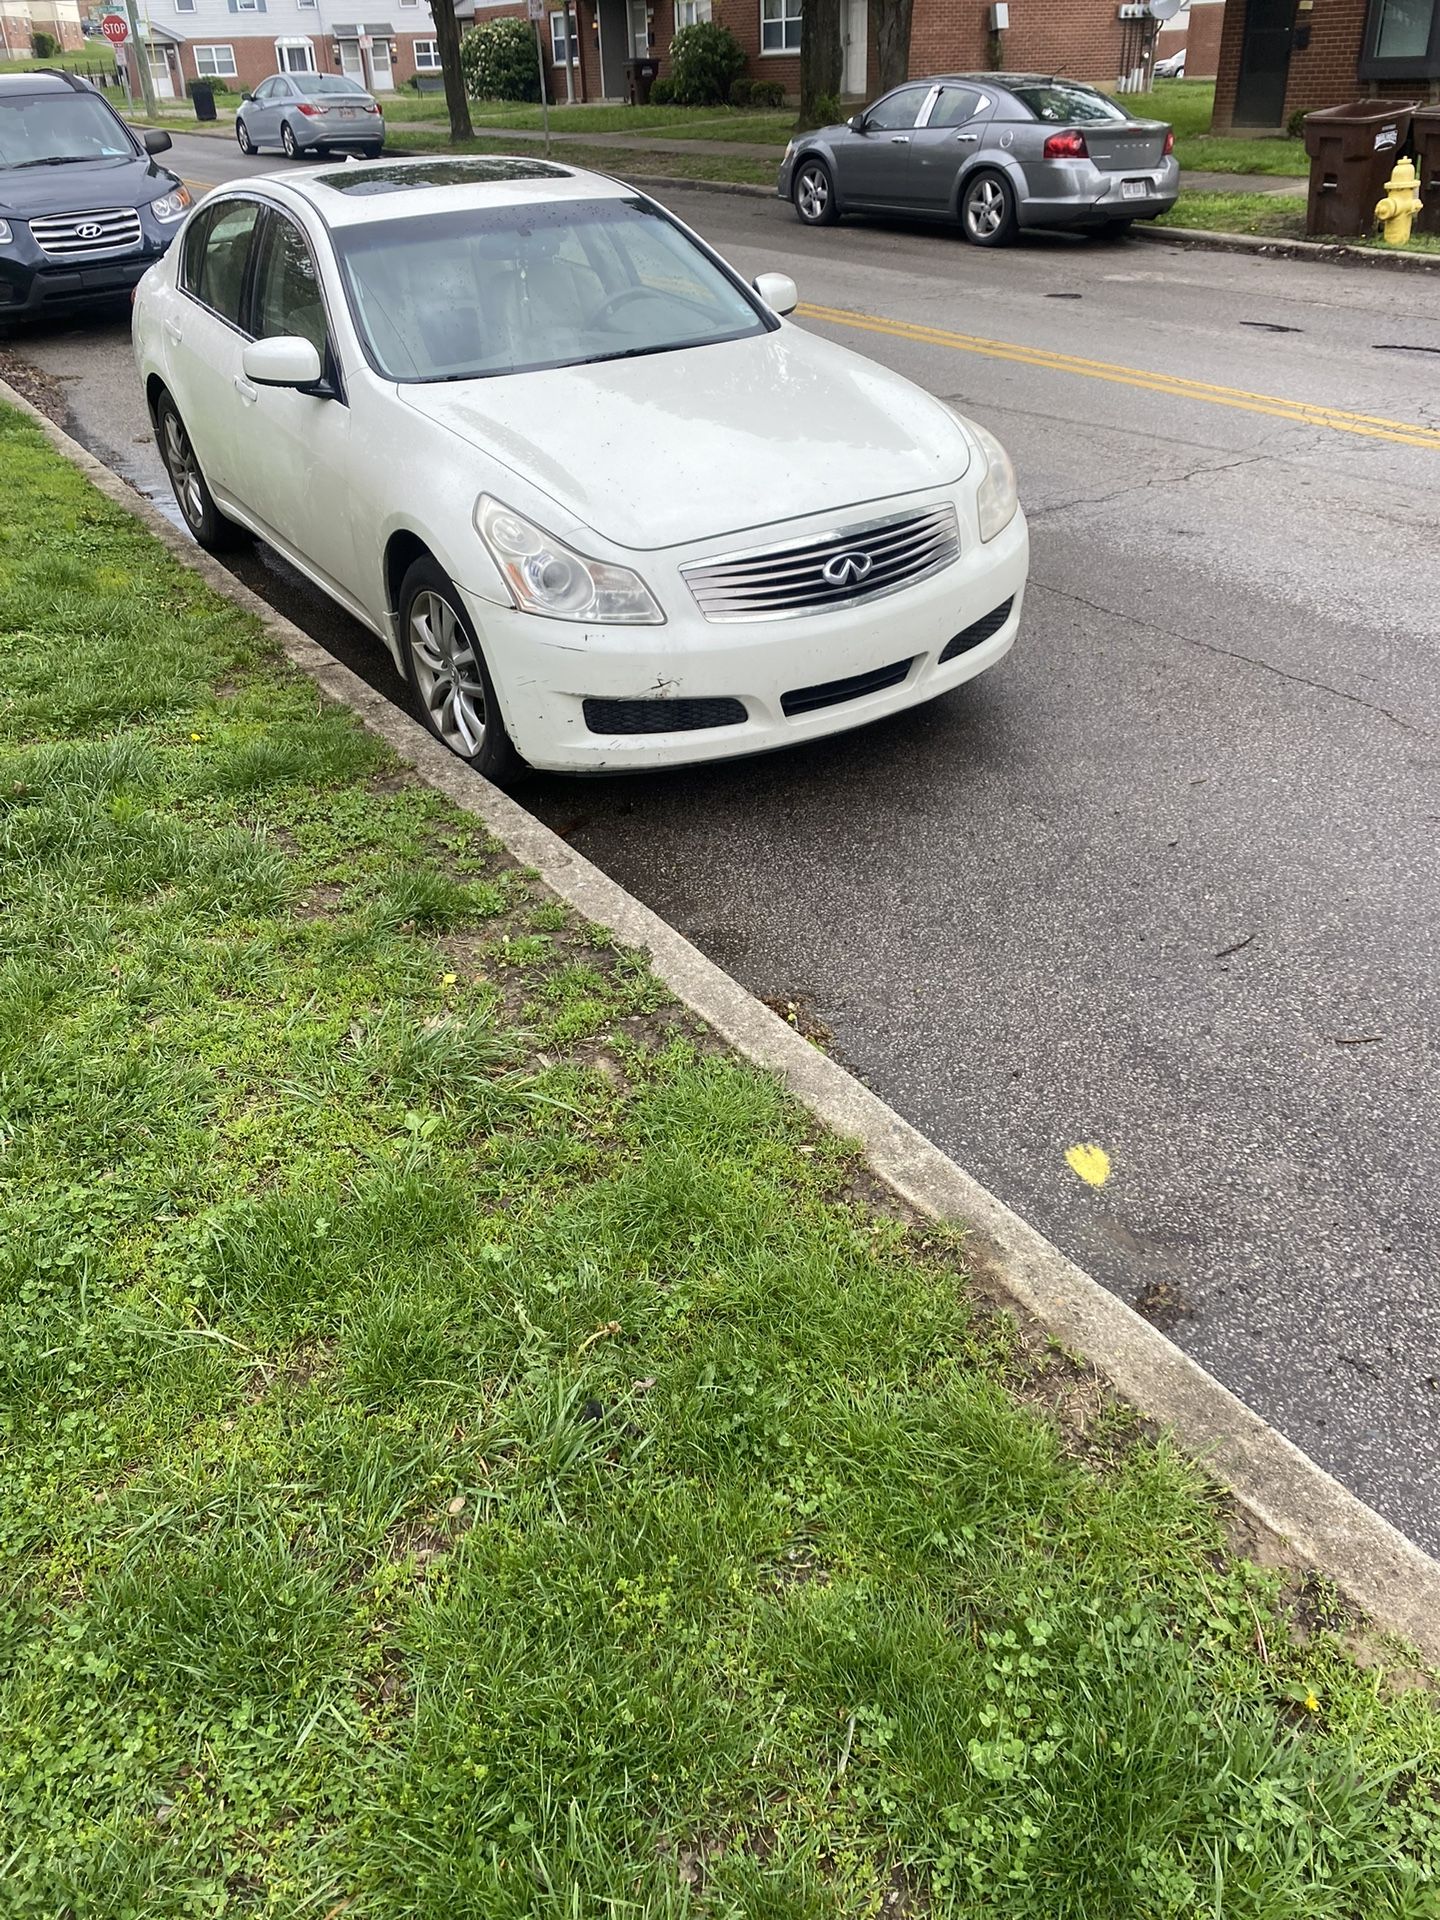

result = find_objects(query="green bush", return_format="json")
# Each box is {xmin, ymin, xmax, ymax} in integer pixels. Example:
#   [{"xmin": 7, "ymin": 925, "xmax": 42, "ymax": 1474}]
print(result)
[
  {"xmin": 667, "ymin": 20, "xmax": 744, "ymax": 106},
  {"xmin": 749, "ymin": 77, "xmax": 786, "ymax": 108},
  {"xmin": 728, "ymin": 75, "xmax": 753, "ymax": 107},
  {"xmin": 186, "ymin": 76, "xmax": 222, "ymax": 99},
  {"xmin": 31, "ymin": 29, "xmax": 58, "ymax": 57},
  {"xmin": 813, "ymin": 90, "xmax": 841, "ymax": 125},
  {"xmin": 648, "ymin": 74, "xmax": 674, "ymax": 104},
  {"xmin": 1285, "ymin": 106, "xmax": 1309, "ymax": 139},
  {"xmin": 460, "ymin": 16, "xmax": 541, "ymax": 101}
]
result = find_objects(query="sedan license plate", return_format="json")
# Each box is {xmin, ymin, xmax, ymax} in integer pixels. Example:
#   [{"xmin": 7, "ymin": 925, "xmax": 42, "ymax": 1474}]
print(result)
[{"xmin": 1122, "ymin": 178, "xmax": 1149, "ymax": 199}]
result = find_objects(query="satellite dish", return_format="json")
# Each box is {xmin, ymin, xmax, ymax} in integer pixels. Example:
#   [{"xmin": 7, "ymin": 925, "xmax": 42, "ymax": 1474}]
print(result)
[{"xmin": 1148, "ymin": 0, "xmax": 1183, "ymax": 17}]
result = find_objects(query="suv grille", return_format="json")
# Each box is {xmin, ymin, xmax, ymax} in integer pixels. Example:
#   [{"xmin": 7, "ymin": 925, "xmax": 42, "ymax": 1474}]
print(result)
[
  {"xmin": 683, "ymin": 505, "xmax": 959, "ymax": 623},
  {"xmin": 29, "ymin": 207, "xmax": 142, "ymax": 259}
]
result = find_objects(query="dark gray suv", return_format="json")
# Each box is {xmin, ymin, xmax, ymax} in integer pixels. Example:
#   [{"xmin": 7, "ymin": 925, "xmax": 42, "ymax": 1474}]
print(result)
[
  {"xmin": 0, "ymin": 69, "xmax": 188, "ymax": 326},
  {"xmin": 778, "ymin": 74, "xmax": 1178, "ymax": 246}
]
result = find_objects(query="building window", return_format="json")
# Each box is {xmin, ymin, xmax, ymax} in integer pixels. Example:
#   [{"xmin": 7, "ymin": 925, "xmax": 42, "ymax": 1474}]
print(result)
[
  {"xmin": 675, "ymin": 0, "xmax": 710, "ymax": 22},
  {"xmin": 194, "ymin": 42, "xmax": 238, "ymax": 74},
  {"xmin": 297, "ymin": 0, "xmax": 317, "ymax": 11},
  {"xmin": 399, "ymin": 0, "xmax": 419, "ymax": 8},
  {"xmin": 413, "ymin": 36, "xmax": 440, "ymax": 66},
  {"xmin": 174, "ymin": 0, "xmax": 196, "ymax": 13},
  {"xmin": 275, "ymin": 36, "xmax": 316, "ymax": 69},
  {"xmin": 760, "ymin": 0, "xmax": 800, "ymax": 53},
  {"xmin": 549, "ymin": 7, "xmax": 577, "ymax": 60},
  {"xmin": 1361, "ymin": 0, "xmax": 1440, "ymax": 73}
]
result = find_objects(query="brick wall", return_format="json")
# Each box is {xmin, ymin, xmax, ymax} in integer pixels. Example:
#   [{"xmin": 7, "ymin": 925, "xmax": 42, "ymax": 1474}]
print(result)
[
  {"xmin": 1156, "ymin": 1, "xmax": 1226, "ymax": 79},
  {"xmin": 908, "ymin": 0, "xmax": 1147, "ymax": 89},
  {"xmin": 1214, "ymin": 0, "xmax": 1440, "ymax": 131}
]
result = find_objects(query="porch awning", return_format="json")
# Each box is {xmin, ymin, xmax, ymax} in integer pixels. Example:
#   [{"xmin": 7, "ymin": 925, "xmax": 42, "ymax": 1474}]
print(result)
[{"xmin": 331, "ymin": 21, "xmax": 396, "ymax": 36}]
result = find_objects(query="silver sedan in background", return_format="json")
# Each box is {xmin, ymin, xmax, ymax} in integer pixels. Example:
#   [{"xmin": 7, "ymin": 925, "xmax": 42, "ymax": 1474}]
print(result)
[
  {"xmin": 235, "ymin": 74, "xmax": 385, "ymax": 161},
  {"xmin": 778, "ymin": 74, "xmax": 1177, "ymax": 246}
]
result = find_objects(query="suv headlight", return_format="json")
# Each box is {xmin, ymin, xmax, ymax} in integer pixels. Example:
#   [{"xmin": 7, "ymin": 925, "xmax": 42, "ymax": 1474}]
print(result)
[
  {"xmin": 0, "ymin": 220, "xmax": 12, "ymax": 246},
  {"xmin": 474, "ymin": 496, "xmax": 664, "ymax": 625},
  {"xmin": 149, "ymin": 185, "xmax": 193, "ymax": 224},
  {"xmin": 949, "ymin": 410, "xmax": 1019, "ymax": 543}
]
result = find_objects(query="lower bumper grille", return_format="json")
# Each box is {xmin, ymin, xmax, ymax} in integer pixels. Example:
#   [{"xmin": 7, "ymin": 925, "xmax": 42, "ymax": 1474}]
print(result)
[
  {"xmin": 939, "ymin": 598, "xmax": 1014, "ymax": 663},
  {"xmin": 782, "ymin": 657, "xmax": 913, "ymax": 718},
  {"xmin": 583, "ymin": 695, "xmax": 746, "ymax": 735}
]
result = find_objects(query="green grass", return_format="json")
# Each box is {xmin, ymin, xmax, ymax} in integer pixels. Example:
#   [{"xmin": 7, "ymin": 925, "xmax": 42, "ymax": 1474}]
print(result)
[
  {"xmin": 1159, "ymin": 188, "xmax": 1440, "ymax": 254},
  {"xmin": 2, "ymin": 403, "xmax": 1440, "ymax": 1916},
  {"xmin": 393, "ymin": 129, "xmax": 777, "ymax": 184},
  {"xmin": 381, "ymin": 99, "xmax": 791, "ymax": 141},
  {"xmin": 1121, "ymin": 80, "xmax": 1308, "ymax": 177}
]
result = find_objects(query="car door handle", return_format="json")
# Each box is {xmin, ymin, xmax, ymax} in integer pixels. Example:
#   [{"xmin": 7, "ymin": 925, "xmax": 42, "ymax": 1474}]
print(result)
[
  {"xmin": 888, "ymin": 134, "xmax": 910, "ymax": 144},
  {"xmin": 955, "ymin": 132, "xmax": 980, "ymax": 142},
  {"xmin": 164, "ymin": 317, "xmax": 183, "ymax": 344},
  {"xmin": 233, "ymin": 375, "xmax": 259, "ymax": 404}
]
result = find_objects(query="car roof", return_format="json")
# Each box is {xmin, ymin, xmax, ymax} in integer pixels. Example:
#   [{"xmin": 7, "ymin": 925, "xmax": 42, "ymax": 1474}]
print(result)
[
  {"xmin": 915, "ymin": 72, "xmax": 1081, "ymax": 87},
  {"xmin": 250, "ymin": 156, "xmax": 637, "ymax": 229},
  {"xmin": 0, "ymin": 69, "xmax": 97, "ymax": 94}
]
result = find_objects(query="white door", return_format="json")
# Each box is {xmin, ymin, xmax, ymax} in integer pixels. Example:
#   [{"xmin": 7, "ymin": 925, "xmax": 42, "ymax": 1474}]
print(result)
[
  {"xmin": 149, "ymin": 50, "xmax": 174, "ymax": 99},
  {"xmin": 842, "ymin": 0, "xmax": 866, "ymax": 94},
  {"xmin": 339, "ymin": 39, "xmax": 364, "ymax": 79},
  {"xmin": 364, "ymin": 37, "xmax": 393, "ymax": 90}
]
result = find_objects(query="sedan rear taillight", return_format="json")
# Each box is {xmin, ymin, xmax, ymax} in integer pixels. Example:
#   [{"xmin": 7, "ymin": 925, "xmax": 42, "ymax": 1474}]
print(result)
[
  {"xmin": 365, "ymin": 102, "xmax": 381, "ymax": 113},
  {"xmin": 297, "ymin": 102, "xmax": 328, "ymax": 116},
  {"xmin": 1043, "ymin": 130, "xmax": 1089, "ymax": 159},
  {"xmin": 1163, "ymin": 127, "xmax": 1175, "ymax": 155}
]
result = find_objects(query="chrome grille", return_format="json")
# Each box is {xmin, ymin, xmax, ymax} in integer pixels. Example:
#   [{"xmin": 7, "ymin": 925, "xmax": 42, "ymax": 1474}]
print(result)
[
  {"xmin": 682, "ymin": 504, "xmax": 960, "ymax": 623},
  {"xmin": 29, "ymin": 207, "xmax": 142, "ymax": 259}
]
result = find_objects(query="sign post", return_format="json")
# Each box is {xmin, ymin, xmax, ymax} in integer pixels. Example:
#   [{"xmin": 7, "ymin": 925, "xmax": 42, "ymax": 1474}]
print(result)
[
  {"xmin": 100, "ymin": 13, "xmax": 139, "ymax": 109},
  {"xmin": 527, "ymin": 0, "xmax": 551, "ymax": 156}
]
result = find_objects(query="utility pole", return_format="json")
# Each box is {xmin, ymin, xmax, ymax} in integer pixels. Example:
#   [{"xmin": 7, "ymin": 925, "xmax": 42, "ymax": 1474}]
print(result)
[{"xmin": 124, "ymin": 0, "xmax": 158, "ymax": 118}]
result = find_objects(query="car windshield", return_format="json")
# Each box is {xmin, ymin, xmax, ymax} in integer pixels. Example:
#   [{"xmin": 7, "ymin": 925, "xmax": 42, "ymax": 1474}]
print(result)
[
  {"xmin": 303, "ymin": 75, "xmax": 369, "ymax": 94},
  {"xmin": 0, "ymin": 92, "xmax": 134, "ymax": 168},
  {"xmin": 1010, "ymin": 83, "xmax": 1131, "ymax": 124},
  {"xmin": 333, "ymin": 197, "xmax": 768, "ymax": 383}
]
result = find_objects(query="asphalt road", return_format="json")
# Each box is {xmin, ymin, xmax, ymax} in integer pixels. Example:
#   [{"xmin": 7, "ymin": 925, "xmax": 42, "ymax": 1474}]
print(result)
[{"xmin": 10, "ymin": 133, "xmax": 1440, "ymax": 1549}]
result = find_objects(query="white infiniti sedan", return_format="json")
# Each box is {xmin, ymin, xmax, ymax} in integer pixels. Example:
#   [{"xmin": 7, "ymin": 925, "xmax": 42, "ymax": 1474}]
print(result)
[{"xmin": 132, "ymin": 157, "xmax": 1028, "ymax": 782}]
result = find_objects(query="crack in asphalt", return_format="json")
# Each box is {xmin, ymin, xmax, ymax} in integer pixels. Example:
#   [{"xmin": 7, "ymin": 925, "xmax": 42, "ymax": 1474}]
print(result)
[
  {"xmin": 1030, "ymin": 578, "xmax": 1424, "ymax": 737},
  {"xmin": 1026, "ymin": 450, "xmax": 1274, "ymax": 520}
]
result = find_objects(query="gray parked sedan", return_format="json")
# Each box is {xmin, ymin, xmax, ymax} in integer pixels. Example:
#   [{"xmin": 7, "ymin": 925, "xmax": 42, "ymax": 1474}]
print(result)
[
  {"xmin": 235, "ymin": 74, "xmax": 385, "ymax": 162},
  {"xmin": 778, "ymin": 74, "xmax": 1177, "ymax": 246}
]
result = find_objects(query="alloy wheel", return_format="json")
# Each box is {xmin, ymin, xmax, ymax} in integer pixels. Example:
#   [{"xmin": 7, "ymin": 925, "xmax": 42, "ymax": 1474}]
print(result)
[
  {"xmin": 236, "ymin": 119, "xmax": 252, "ymax": 153},
  {"xmin": 796, "ymin": 165, "xmax": 829, "ymax": 221},
  {"xmin": 161, "ymin": 408, "xmax": 204, "ymax": 531},
  {"xmin": 282, "ymin": 123, "xmax": 298, "ymax": 158},
  {"xmin": 407, "ymin": 590, "xmax": 488, "ymax": 757},
  {"xmin": 966, "ymin": 178, "xmax": 1007, "ymax": 239}
]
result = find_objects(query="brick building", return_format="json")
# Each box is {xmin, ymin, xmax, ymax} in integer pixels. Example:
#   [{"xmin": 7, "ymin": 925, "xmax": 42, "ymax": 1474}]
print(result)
[{"xmin": 1214, "ymin": 0, "xmax": 1440, "ymax": 130}]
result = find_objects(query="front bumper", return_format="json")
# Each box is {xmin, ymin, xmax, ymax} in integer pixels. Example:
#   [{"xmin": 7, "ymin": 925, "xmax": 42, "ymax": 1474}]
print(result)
[
  {"xmin": 0, "ymin": 215, "xmax": 174, "ymax": 322},
  {"xmin": 1019, "ymin": 155, "xmax": 1180, "ymax": 228},
  {"xmin": 461, "ymin": 502, "xmax": 1029, "ymax": 774}
]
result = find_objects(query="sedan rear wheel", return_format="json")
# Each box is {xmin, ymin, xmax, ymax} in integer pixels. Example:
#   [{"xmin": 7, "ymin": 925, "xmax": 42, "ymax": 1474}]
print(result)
[
  {"xmin": 154, "ymin": 391, "xmax": 250, "ymax": 553},
  {"xmin": 961, "ymin": 170, "xmax": 1018, "ymax": 247},
  {"xmin": 793, "ymin": 157, "xmax": 838, "ymax": 226},
  {"xmin": 399, "ymin": 558, "xmax": 522, "ymax": 786}
]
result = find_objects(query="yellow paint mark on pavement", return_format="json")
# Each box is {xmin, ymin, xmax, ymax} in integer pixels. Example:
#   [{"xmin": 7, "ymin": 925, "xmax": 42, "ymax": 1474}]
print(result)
[
  {"xmin": 1065, "ymin": 1142, "xmax": 1112, "ymax": 1188},
  {"xmin": 796, "ymin": 301, "xmax": 1440, "ymax": 453}
]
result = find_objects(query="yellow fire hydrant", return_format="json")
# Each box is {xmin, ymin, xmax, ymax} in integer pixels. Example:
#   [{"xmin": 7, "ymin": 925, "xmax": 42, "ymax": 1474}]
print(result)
[{"xmin": 1375, "ymin": 155, "xmax": 1423, "ymax": 247}]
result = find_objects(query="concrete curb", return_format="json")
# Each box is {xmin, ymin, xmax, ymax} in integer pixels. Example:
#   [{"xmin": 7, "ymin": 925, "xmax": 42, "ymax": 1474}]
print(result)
[
  {"xmin": 6, "ymin": 373, "xmax": 1439, "ymax": 1664},
  {"xmin": 1135, "ymin": 220, "xmax": 1440, "ymax": 272}
]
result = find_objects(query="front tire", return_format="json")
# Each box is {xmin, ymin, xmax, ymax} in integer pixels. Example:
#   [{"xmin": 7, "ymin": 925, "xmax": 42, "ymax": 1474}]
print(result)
[
  {"xmin": 792, "ymin": 156, "xmax": 838, "ymax": 226},
  {"xmin": 153, "ymin": 391, "xmax": 250, "ymax": 553},
  {"xmin": 281, "ymin": 121, "xmax": 300, "ymax": 160},
  {"xmin": 960, "ymin": 170, "xmax": 1018, "ymax": 247},
  {"xmin": 398, "ymin": 557, "xmax": 522, "ymax": 786},
  {"xmin": 235, "ymin": 117, "xmax": 255, "ymax": 155}
]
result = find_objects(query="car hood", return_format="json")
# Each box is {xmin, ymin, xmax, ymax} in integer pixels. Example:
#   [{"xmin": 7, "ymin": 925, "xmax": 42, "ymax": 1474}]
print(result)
[
  {"xmin": 0, "ymin": 152, "xmax": 178, "ymax": 221},
  {"xmin": 397, "ymin": 326, "xmax": 972, "ymax": 552}
]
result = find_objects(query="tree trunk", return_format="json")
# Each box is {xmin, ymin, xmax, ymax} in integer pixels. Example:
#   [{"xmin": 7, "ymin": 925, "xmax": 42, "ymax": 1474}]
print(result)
[
  {"xmin": 869, "ymin": 0, "xmax": 913, "ymax": 96},
  {"xmin": 798, "ymin": 0, "xmax": 842, "ymax": 127},
  {"xmin": 431, "ymin": 0, "xmax": 474, "ymax": 144}
]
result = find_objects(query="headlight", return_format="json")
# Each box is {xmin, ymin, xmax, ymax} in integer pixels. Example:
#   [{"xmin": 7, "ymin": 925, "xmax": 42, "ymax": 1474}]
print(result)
[
  {"xmin": 0, "ymin": 220, "xmax": 12, "ymax": 246},
  {"xmin": 783, "ymin": 141, "xmax": 796, "ymax": 163},
  {"xmin": 149, "ymin": 185, "xmax": 193, "ymax": 224},
  {"xmin": 968, "ymin": 418, "xmax": 1019, "ymax": 542},
  {"xmin": 474, "ymin": 496, "xmax": 664, "ymax": 626}
]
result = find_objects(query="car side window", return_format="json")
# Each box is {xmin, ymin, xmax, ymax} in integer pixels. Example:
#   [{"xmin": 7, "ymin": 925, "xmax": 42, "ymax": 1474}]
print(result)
[
  {"xmin": 193, "ymin": 198, "xmax": 262, "ymax": 329},
  {"xmin": 179, "ymin": 204, "xmax": 214, "ymax": 293},
  {"xmin": 928, "ymin": 87, "xmax": 983, "ymax": 128},
  {"xmin": 252, "ymin": 210, "xmax": 329, "ymax": 356},
  {"xmin": 864, "ymin": 84, "xmax": 930, "ymax": 133}
]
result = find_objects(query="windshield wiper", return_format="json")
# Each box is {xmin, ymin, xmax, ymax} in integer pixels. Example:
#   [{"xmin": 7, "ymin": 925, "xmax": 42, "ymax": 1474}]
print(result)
[{"xmin": 7, "ymin": 154, "xmax": 111, "ymax": 168}]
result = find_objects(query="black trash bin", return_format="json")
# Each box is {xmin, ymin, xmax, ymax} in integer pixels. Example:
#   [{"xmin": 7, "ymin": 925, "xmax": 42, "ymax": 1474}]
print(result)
[
  {"xmin": 625, "ymin": 57, "xmax": 659, "ymax": 106},
  {"xmin": 1411, "ymin": 105, "xmax": 1440, "ymax": 235},
  {"xmin": 191, "ymin": 79, "xmax": 217, "ymax": 122},
  {"xmin": 1302, "ymin": 98, "xmax": 1418, "ymax": 235}
]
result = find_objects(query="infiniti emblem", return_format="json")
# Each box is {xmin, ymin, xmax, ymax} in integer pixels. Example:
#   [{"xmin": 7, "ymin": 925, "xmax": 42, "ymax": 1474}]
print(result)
[
  {"xmin": 74, "ymin": 222, "xmax": 103, "ymax": 239},
  {"xmin": 821, "ymin": 550, "xmax": 874, "ymax": 588}
]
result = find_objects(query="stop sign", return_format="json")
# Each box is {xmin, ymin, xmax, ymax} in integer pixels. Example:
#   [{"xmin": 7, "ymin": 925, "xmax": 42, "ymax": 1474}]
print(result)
[{"xmin": 100, "ymin": 13, "xmax": 129, "ymax": 44}]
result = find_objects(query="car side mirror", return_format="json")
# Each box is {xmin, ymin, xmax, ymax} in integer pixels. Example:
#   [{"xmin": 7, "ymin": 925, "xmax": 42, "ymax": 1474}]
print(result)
[
  {"xmin": 241, "ymin": 91, "xmax": 254, "ymax": 102},
  {"xmin": 848, "ymin": 112, "xmax": 867, "ymax": 132},
  {"xmin": 243, "ymin": 336, "xmax": 325, "ymax": 391},
  {"xmin": 753, "ymin": 271, "xmax": 798, "ymax": 316},
  {"xmin": 142, "ymin": 129, "xmax": 171, "ymax": 154}
]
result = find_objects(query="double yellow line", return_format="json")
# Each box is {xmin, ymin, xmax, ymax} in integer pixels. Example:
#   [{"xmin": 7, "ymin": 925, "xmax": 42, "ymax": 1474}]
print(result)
[{"xmin": 797, "ymin": 300, "xmax": 1440, "ymax": 453}]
